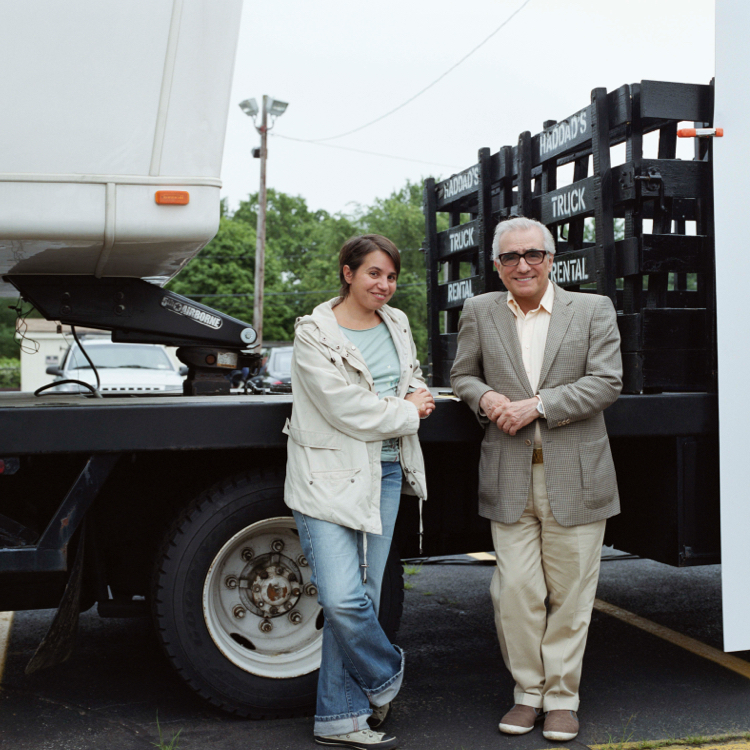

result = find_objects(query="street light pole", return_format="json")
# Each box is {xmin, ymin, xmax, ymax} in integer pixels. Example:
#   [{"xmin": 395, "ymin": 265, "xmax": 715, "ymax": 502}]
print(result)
[
  {"xmin": 254, "ymin": 96, "xmax": 269, "ymax": 351},
  {"xmin": 238, "ymin": 95, "xmax": 288, "ymax": 353}
]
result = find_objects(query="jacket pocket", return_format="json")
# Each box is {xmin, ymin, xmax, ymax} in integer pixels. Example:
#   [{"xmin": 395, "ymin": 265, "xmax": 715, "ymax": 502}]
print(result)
[
  {"xmin": 478, "ymin": 437, "xmax": 503, "ymax": 507},
  {"xmin": 285, "ymin": 421, "xmax": 342, "ymax": 450},
  {"xmin": 284, "ymin": 419, "xmax": 359, "ymax": 477},
  {"xmin": 310, "ymin": 468, "xmax": 361, "ymax": 481},
  {"xmin": 579, "ymin": 434, "xmax": 617, "ymax": 509}
]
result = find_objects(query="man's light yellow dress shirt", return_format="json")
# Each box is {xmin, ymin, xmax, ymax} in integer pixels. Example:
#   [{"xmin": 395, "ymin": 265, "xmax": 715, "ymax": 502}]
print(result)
[{"xmin": 506, "ymin": 281, "xmax": 554, "ymax": 447}]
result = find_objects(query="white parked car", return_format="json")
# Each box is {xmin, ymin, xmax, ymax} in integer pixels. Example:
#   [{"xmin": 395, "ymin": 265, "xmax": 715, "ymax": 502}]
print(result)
[{"xmin": 46, "ymin": 340, "xmax": 186, "ymax": 394}]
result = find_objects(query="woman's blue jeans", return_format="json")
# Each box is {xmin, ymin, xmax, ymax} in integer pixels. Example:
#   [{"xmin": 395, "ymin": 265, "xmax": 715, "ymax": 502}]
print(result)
[{"xmin": 293, "ymin": 461, "xmax": 404, "ymax": 737}]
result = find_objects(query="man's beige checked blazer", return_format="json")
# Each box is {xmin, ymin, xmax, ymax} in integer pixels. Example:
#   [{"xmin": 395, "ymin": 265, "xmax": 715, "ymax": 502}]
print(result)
[{"xmin": 450, "ymin": 284, "xmax": 623, "ymax": 527}]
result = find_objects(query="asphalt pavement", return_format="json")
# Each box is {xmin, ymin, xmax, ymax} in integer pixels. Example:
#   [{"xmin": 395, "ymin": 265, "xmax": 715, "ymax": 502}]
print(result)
[{"xmin": 1, "ymin": 551, "xmax": 750, "ymax": 750}]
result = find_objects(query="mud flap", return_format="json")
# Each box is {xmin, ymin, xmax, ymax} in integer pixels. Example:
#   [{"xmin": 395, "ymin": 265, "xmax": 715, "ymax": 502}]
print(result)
[{"xmin": 25, "ymin": 525, "xmax": 85, "ymax": 674}]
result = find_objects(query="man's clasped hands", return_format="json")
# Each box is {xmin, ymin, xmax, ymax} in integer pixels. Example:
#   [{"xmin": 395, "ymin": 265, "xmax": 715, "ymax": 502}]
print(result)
[{"xmin": 479, "ymin": 390, "xmax": 542, "ymax": 436}]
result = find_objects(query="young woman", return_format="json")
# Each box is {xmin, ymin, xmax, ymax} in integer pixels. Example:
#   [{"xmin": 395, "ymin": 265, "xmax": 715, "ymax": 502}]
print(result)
[{"xmin": 283, "ymin": 234, "xmax": 434, "ymax": 750}]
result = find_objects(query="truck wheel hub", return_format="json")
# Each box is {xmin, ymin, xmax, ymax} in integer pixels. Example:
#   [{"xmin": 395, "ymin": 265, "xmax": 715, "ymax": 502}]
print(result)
[
  {"xmin": 240, "ymin": 554, "xmax": 302, "ymax": 617},
  {"xmin": 202, "ymin": 516, "xmax": 323, "ymax": 678}
]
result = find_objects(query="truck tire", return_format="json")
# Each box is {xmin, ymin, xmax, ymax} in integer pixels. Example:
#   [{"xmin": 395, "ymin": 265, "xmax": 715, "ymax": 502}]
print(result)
[{"xmin": 151, "ymin": 468, "xmax": 404, "ymax": 718}]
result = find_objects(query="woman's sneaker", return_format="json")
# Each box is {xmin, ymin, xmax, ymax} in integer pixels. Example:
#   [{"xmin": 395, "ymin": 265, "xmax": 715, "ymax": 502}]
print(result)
[
  {"xmin": 367, "ymin": 701, "xmax": 391, "ymax": 729},
  {"xmin": 315, "ymin": 728, "xmax": 398, "ymax": 749}
]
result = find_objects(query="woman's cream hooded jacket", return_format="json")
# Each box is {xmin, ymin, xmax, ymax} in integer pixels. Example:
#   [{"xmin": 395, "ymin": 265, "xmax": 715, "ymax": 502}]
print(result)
[{"xmin": 283, "ymin": 299, "xmax": 428, "ymax": 535}]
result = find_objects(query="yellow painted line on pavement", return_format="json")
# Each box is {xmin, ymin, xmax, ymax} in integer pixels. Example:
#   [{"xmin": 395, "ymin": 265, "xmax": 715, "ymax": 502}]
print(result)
[
  {"xmin": 594, "ymin": 599, "xmax": 750, "ymax": 680},
  {"xmin": 589, "ymin": 740, "xmax": 750, "ymax": 750},
  {"xmin": 466, "ymin": 552, "xmax": 750, "ymax": 679},
  {"xmin": 0, "ymin": 611, "xmax": 14, "ymax": 683},
  {"xmin": 467, "ymin": 551, "xmax": 496, "ymax": 561}
]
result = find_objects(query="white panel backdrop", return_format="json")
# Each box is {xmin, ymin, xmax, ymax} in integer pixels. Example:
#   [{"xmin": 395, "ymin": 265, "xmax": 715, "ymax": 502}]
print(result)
[{"xmin": 714, "ymin": 0, "xmax": 750, "ymax": 652}]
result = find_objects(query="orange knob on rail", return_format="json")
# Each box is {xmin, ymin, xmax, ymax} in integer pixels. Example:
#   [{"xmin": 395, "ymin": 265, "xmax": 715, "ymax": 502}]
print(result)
[
  {"xmin": 677, "ymin": 127, "xmax": 724, "ymax": 138},
  {"xmin": 155, "ymin": 190, "xmax": 190, "ymax": 205}
]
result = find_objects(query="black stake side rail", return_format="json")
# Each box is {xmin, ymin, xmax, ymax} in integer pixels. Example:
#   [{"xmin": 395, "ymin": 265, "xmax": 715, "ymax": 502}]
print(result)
[{"xmin": 423, "ymin": 80, "xmax": 716, "ymax": 392}]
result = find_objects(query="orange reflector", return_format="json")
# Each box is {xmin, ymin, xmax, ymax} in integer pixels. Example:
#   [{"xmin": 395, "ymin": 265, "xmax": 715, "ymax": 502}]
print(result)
[
  {"xmin": 155, "ymin": 190, "xmax": 190, "ymax": 205},
  {"xmin": 677, "ymin": 127, "xmax": 724, "ymax": 138}
]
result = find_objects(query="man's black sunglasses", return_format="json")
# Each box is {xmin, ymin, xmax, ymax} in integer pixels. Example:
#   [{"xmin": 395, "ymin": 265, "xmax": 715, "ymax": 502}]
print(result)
[{"xmin": 497, "ymin": 249, "xmax": 549, "ymax": 267}]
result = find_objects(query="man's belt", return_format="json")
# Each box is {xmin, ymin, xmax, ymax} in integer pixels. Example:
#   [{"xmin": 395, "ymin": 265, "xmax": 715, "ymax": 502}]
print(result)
[{"xmin": 532, "ymin": 448, "xmax": 544, "ymax": 464}]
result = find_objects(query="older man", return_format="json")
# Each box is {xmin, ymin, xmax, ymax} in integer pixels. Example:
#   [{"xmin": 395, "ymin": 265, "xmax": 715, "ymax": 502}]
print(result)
[{"xmin": 450, "ymin": 216, "xmax": 622, "ymax": 741}]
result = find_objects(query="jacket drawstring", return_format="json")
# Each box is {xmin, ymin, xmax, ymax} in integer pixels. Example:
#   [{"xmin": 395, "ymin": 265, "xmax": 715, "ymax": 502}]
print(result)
[
  {"xmin": 419, "ymin": 498, "xmax": 424, "ymax": 556},
  {"xmin": 361, "ymin": 532, "xmax": 368, "ymax": 583}
]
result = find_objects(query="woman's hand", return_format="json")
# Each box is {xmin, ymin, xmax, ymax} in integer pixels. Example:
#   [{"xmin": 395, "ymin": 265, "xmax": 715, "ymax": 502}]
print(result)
[{"xmin": 405, "ymin": 388, "xmax": 435, "ymax": 418}]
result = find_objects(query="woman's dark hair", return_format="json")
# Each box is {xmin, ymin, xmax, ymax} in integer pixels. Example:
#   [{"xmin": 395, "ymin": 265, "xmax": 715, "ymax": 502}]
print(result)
[{"xmin": 337, "ymin": 234, "xmax": 401, "ymax": 299}]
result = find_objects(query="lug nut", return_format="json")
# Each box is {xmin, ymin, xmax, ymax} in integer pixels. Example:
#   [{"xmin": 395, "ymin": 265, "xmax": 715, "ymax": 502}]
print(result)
[
  {"xmin": 297, "ymin": 555, "xmax": 309, "ymax": 567},
  {"xmin": 232, "ymin": 605, "xmax": 246, "ymax": 619},
  {"xmin": 259, "ymin": 619, "xmax": 273, "ymax": 633},
  {"xmin": 269, "ymin": 606, "xmax": 278, "ymax": 615},
  {"xmin": 291, "ymin": 587, "xmax": 301, "ymax": 597},
  {"xmin": 304, "ymin": 583, "xmax": 318, "ymax": 597},
  {"xmin": 284, "ymin": 601, "xmax": 293, "ymax": 610},
  {"xmin": 225, "ymin": 576, "xmax": 238, "ymax": 589},
  {"xmin": 241, "ymin": 548, "xmax": 254, "ymax": 562},
  {"xmin": 252, "ymin": 584, "xmax": 262, "ymax": 594},
  {"xmin": 271, "ymin": 539, "xmax": 285, "ymax": 552},
  {"xmin": 288, "ymin": 611, "xmax": 303, "ymax": 625},
  {"xmin": 276, "ymin": 567, "xmax": 285, "ymax": 576}
]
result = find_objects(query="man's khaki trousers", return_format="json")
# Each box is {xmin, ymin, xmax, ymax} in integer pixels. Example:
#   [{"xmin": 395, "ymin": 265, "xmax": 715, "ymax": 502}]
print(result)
[{"xmin": 490, "ymin": 462, "xmax": 605, "ymax": 711}]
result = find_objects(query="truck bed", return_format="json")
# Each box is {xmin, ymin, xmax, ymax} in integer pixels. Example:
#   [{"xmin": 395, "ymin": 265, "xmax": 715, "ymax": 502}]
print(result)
[{"xmin": 0, "ymin": 391, "xmax": 717, "ymax": 455}]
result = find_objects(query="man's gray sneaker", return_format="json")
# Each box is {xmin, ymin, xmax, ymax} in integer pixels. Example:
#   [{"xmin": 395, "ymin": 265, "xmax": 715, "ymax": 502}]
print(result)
[
  {"xmin": 367, "ymin": 702, "xmax": 391, "ymax": 729},
  {"xmin": 543, "ymin": 710, "xmax": 579, "ymax": 741},
  {"xmin": 315, "ymin": 728, "xmax": 398, "ymax": 749},
  {"xmin": 498, "ymin": 704, "xmax": 543, "ymax": 734}
]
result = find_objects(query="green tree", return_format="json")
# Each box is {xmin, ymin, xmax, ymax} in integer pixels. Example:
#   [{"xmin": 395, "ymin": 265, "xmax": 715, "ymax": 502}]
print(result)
[
  {"xmin": 0, "ymin": 356, "xmax": 20, "ymax": 389},
  {"xmin": 581, "ymin": 217, "xmax": 624, "ymax": 243},
  {"xmin": 0, "ymin": 303, "xmax": 20, "ymax": 359},
  {"xmin": 231, "ymin": 189, "xmax": 359, "ymax": 341},
  {"xmin": 167, "ymin": 214, "xmax": 256, "ymax": 325}
]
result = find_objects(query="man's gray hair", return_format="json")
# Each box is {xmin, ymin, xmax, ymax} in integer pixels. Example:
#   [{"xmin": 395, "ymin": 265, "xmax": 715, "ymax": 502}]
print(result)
[{"xmin": 492, "ymin": 217, "xmax": 556, "ymax": 260}]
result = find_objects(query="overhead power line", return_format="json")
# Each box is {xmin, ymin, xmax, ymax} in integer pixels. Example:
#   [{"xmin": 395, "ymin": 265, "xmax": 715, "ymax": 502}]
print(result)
[
  {"xmin": 295, "ymin": 0, "xmax": 533, "ymax": 143},
  {"xmin": 271, "ymin": 133, "xmax": 461, "ymax": 169}
]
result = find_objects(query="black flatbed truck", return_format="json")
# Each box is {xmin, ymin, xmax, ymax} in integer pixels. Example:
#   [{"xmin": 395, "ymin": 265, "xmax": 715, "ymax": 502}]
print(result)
[{"xmin": 0, "ymin": 78, "xmax": 721, "ymax": 718}]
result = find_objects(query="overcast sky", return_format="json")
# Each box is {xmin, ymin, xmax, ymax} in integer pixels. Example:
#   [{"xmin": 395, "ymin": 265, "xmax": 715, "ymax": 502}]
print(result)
[{"xmin": 220, "ymin": 0, "xmax": 715, "ymax": 217}]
